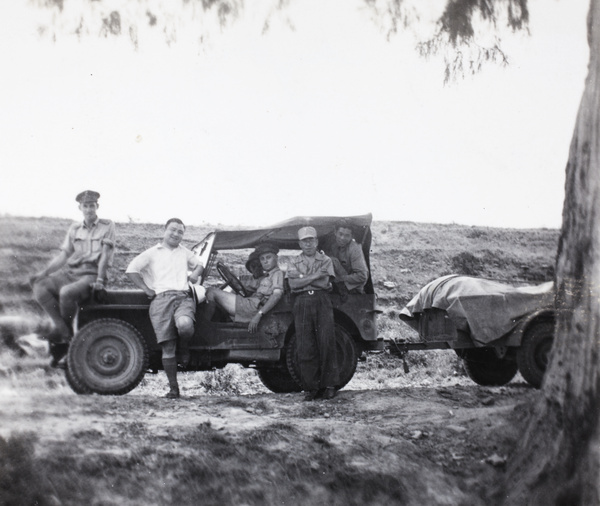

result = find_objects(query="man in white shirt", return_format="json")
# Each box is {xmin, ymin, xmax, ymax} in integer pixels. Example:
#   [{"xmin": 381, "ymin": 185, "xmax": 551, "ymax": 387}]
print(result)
[{"xmin": 126, "ymin": 218, "xmax": 204, "ymax": 399}]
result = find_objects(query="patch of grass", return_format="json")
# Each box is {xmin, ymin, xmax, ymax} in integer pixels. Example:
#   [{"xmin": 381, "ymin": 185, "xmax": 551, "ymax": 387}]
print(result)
[{"xmin": 0, "ymin": 432, "xmax": 53, "ymax": 506}]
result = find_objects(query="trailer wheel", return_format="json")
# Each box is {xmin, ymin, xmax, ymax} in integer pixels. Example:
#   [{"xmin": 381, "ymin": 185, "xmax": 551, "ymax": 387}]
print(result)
[
  {"xmin": 67, "ymin": 319, "xmax": 148, "ymax": 395},
  {"xmin": 286, "ymin": 325, "xmax": 358, "ymax": 390},
  {"xmin": 257, "ymin": 366, "xmax": 302, "ymax": 393},
  {"xmin": 517, "ymin": 321, "xmax": 554, "ymax": 389},
  {"xmin": 462, "ymin": 348, "xmax": 518, "ymax": 386}
]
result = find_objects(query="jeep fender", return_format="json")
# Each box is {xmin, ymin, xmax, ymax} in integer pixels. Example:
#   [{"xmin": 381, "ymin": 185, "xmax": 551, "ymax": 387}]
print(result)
[{"xmin": 505, "ymin": 309, "xmax": 555, "ymax": 347}]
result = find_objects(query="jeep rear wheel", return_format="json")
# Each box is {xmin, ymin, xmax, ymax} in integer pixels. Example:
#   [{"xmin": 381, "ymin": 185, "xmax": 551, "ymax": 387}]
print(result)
[
  {"xmin": 461, "ymin": 348, "xmax": 518, "ymax": 386},
  {"xmin": 257, "ymin": 366, "xmax": 302, "ymax": 393},
  {"xmin": 67, "ymin": 319, "xmax": 148, "ymax": 395},
  {"xmin": 286, "ymin": 325, "xmax": 358, "ymax": 390},
  {"xmin": 517, "ymin": 321, "xmax": 554, "ymax": 389}
]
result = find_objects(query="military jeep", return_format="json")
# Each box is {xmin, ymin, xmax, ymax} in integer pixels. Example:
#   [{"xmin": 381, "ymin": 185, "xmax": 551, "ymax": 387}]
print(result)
[{"xmin": 65, "ymin": 214, "xmax": 383, "ymax": 395}]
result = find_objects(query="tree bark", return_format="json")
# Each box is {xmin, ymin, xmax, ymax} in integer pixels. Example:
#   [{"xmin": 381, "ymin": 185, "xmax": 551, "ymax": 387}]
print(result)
[{"xmin": 502, "ymin": 1, "xmax": 600, "ymax": 504}]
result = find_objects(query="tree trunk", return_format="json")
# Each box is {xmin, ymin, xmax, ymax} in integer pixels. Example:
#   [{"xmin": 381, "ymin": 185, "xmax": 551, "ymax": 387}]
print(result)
[{"xmin": 502, "ymin": 1, "xmax": 600, "ymax": 504}]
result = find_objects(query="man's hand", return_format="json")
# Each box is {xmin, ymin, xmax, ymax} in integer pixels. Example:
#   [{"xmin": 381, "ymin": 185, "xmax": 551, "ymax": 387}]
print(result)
[
  {"xmin": 91, "ymin": 281, "xmax": 105, "ymax": 292},
  {"xmin": 248, "ymin": 313, "xmax": 262, "ymax": 333},
  {"xmin": 188, "ymin": 273, "xmax": 199, "ymax": 284},
  {"xmin": 144, "ymin": 288, "xmax": 156, "ymax": 299}
]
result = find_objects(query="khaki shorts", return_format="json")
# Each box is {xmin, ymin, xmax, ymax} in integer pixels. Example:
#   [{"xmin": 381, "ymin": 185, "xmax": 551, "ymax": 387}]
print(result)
[{"xmin": 149, "ymin": 291, "xmax": 196, "ymax": 344}]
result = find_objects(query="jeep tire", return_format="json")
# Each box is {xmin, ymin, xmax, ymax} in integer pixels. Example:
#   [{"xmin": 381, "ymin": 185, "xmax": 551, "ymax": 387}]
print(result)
[
  {"xmin": 461, "ymin": 348, "xmax": 518, "ymax": 386},
  {"xmin": 257, "ymin": 366, "xmax": 302, "ymax": 393},
  {"xmin": 286, "ymin": 324, "xmax": 358, "ymax": 390},
  {"xmin": 516, "ymin": 320, "xmax": 554, "ymax": 389},
  {"xmin": 67, "ymin": 318, "xmax": 148, "ymax": 395}
]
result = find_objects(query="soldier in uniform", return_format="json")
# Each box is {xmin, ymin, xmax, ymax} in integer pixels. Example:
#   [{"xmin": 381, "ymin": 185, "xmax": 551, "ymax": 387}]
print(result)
[
  {"xmin": 30, "ymin": 190, "xmax": 116, "ymax": 367},
  {"xmin": 286, "ymin": 226, "xmax": 338, "ymax": 401}
]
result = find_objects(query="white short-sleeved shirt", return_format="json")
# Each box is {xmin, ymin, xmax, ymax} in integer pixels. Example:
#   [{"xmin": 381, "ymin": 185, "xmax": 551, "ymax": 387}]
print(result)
[{"xmin": 126, "ymin": 243, "xmax": 202, "ymax": 294}]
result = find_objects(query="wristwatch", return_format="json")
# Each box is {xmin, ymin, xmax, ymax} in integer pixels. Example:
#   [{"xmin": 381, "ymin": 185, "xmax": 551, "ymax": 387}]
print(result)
[{"xmin": 258, "ymin": 310, "xmax": 264, "ymax": 316}]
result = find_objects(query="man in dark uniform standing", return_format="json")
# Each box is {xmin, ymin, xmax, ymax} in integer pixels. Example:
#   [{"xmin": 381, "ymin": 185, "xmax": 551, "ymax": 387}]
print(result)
[
  {"xmin": 286, "ymin": 226, "xmax": 338, "ymax": 401},
  {"xmin": 30, "ymin": 190, "xmax": 115, "ymax": 367}
]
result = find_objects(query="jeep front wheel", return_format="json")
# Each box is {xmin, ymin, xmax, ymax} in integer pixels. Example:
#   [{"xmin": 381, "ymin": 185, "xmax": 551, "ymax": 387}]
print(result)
[
  {"xmin": 286, "ymin": 325, "xmax": 358, "ymax": 390},
  {"xmin": 64, "ymin": 365, "xmax": 91, "ymax": 395},
  {"xmin": 67, "ymin": 319, "xmax": 148, "ymax": 395}
]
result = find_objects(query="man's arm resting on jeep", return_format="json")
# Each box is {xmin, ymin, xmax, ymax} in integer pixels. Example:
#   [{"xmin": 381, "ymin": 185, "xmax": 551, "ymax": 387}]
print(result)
[
  {"xmin": 248, "ymin": 289, "xmax": 283, "ymax": 333},
  {"xmin": 188, "ymin": 265, "xmax": 204, "ymax": 284},
  {"xmin": 94, "ymin": 243, "xmax": 113, "ymax": 288},
  {"xmin": 343, "ymin": 247, "xmax": 368, "ymax": 284},
  {"xmin": 259, "ymin": 289, "xmax": 283, "ymax": 315}
]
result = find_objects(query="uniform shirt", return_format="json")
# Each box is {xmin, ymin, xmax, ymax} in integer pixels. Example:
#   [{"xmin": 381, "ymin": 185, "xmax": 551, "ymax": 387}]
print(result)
[
  {"xmin": 245, "ymin": 268, "xmax": 284, "ymax": 302},
  {"xmin": 62, "ymin": 218, "xmax": 116, "ymax": 272},
  {"xmin": 285, "ymin": 251, "xmax": 335, "ymax": 293},
  {"xmin": 327, "ymin": 239, "xmax": 368, "ymax": 293},
  {"xmin": 126, "ymin": 244, "xmax": 202, "ymax": 294}
]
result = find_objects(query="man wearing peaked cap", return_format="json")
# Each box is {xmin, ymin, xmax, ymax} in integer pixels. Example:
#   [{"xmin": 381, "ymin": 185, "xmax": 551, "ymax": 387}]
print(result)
[
  {"xmin": 286, "ymin": 226, "xmax": 339, "ymax": 401},
  {"xmin": 30, "ymin": 190, "xmax": 116, "ymax": 368},
  {"xmin": 75, "ymin": 190, "xmax": 100, "ymax": 203}
]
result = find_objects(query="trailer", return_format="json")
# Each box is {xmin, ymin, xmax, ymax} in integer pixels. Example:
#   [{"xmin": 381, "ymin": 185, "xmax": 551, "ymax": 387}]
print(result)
[{"xmin": 391, "ymin": 274, "xmax": 555, "ymax": 388}]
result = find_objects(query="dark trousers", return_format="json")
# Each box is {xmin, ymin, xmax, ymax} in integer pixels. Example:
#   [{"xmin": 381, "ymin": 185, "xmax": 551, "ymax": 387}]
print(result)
[{"xmin": 293, "ymin": 291, "xmax": 337, "ymax": 391}]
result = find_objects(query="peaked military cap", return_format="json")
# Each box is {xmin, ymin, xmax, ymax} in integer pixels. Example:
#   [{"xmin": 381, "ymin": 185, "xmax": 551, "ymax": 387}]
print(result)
[
  {"xmin": 76, "ymin": 190, "xmax": 100, "ymax": 203},
  {"xmin": 254, "ymin": 242, "xmax": 279, "ymax": 256}
]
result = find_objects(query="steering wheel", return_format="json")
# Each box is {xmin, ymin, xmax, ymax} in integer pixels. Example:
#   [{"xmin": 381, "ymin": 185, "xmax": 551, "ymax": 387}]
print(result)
[{"xmin": 216, "ymin": 262, "xmax": 248, "ymax": 297}]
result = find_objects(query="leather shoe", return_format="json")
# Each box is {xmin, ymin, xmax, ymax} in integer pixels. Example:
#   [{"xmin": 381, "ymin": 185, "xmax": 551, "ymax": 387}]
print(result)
[
  {"xmin": 303, "ymin": 390, "xmax": 318, "ymax": 401},
  {"xmin": 49, "ymin": 343, "xmax": 69, "ymax": 368},
  {"xmin": 322, "ymin": 387, "xmax": 337, "ymax": 400},
  {"xmin": 165, "ymin": 388, "xmax": 180, "ymax": 399}
]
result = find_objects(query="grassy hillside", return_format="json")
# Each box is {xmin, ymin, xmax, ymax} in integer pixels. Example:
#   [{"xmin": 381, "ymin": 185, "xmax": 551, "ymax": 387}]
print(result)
[{"xmin": 0, "ymin": 216, "xmax": 558, "ymax": 321}]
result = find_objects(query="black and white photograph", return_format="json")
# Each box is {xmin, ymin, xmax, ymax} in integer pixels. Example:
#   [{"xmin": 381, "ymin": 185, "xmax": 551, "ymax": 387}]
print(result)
[{"xmin": 0, "ymin": 0, "xmax": 598, "ymax": 504}]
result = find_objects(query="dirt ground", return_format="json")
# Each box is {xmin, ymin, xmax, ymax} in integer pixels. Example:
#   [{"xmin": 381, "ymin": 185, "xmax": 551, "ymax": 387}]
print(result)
[{"xmin": 0, "ymin": 364, "xmax": 538, "ymax": 506}]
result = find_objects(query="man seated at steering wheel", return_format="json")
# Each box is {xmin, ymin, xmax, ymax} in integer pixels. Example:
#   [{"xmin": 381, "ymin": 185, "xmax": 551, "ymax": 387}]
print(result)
[{"xmin": 205, "ymin": 243, "xmax": 284, "ymax": 333}]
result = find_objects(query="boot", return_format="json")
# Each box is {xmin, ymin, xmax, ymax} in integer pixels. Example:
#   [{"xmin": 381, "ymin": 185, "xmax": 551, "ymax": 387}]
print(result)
[
  {"xmin": 49, "ymin": 342, "xmax": 69, "ymax": 369},
  {"xmin": 162, "ymin": 357, "xmax": 180, "ymax": 398}
]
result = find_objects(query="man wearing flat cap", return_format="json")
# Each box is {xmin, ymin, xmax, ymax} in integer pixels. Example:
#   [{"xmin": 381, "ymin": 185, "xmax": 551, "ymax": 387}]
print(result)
[
  {"xmin": 30, "ymin": 190, "xmax": 116, "ymax": 367},
  {"xmin": 286, "ymin": 226, "xmax": 338, "ymax": 401},
  {"xmin": 205, "ymin": 242, "xmax": 284, "ymax": 333}
]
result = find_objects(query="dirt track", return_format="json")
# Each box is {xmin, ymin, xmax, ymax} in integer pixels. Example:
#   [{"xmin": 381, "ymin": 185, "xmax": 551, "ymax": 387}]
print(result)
[{"xmin": 0, "ymin": 368, "xmax": 538, "ymax": 506}]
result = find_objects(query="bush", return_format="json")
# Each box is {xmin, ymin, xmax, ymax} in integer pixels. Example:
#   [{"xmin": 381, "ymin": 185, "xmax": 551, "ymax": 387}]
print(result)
[{"xmin": 450, "ymin": 252, "xmax": 483, "ymax": 276}]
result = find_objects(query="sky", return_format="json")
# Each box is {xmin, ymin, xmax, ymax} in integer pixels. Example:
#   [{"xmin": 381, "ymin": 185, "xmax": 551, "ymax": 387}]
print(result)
[{"xmin": 0, "ymin": 0, "xmax": 591, "ymax": 229}]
